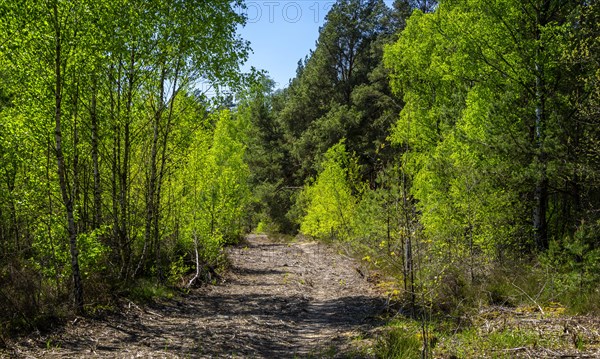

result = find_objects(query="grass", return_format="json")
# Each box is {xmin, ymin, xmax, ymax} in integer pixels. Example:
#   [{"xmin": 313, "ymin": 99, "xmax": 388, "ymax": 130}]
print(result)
[
  {"xmin": 439, "ymin": 328, "xmax": 539, "ymax": 358},
  {"xmin": 373, "ymin": 318, "xmax": 542, "ymax": 359},
  {"xmin": 376, "ymin": 329, "xmax": 421, "ymax": 358},
  {"xmin": 373, "ymin": 320, "xmax": 425, "ymax": 359},
  {"xmin": 375, "ymin": 328, "xmax": 422, "ymax": 358},
  {"xmin": 128, "ymin": 278, "xmax": 176, "ymax": 303},
  {"xmin": 348, "ymin": 247, "xmax": 600, "ymax": 358},
  {"xmin": 373, "ymin": 303, "xmax": 600, "ymax": 359}
]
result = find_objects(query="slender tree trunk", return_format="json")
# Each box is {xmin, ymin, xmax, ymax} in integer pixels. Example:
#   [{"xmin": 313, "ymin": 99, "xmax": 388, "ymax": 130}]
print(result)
[
  {"xmin": 533, "ymin": 4, "xmax": 549, "ymax": 251},
  {"xmin": 401, "ymin": 167, "xmax": 415, "ymax": 308},
  {"xmin": 0, "ymin": 207, "xmax": 4, "ymax": 256},
  {"xmin": 47, "ymin": 139, "xmax": 61, "ymax": 296},
  {"xmin": 73, "ymin": 84, "xmax": 81, "ymax": 231},
  {"xmin": 533, "ymin": 68, "xmax": 548, "ymax": 249},
  {"xmin": 145, "ymin": 66, "xmax": 165, "ymax": 279},
  {"xmin": 569, "ymin": 118, "xmax": 581, "ymax": 230},
  {"xmin": 7, "ymin": 175, "xmax": 19, "ymax": 252},
  {"xmin": 187, "ymin": 191, "xmax": 201, "ymax": 291},
  {"xmin": 154, "ymin": 63, "xmax": 181, "ymax": 279},
  {"xmin": 52, "ymin": 2, "xmax": 84, "ymax": 315},
  {"xmin": 120, "ymin": 51, "xmax": 134, "ymax": 279},
  {"xmin": 91, "ymin": 76, "xmax": 102, "ymax": 229},
  {"xmin": 109, "ymin": 62, "xmax": 121, "ymax": 271}
]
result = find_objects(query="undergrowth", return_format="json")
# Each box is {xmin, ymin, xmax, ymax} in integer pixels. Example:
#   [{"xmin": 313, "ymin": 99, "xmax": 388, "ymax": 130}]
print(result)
[
  {"xmin": 357, "ymin": 232, "xmax": 600, "ymax": 358},
  {"xmin": 127, "ymin": 278, "xmax": 177, "ymax": 303}
]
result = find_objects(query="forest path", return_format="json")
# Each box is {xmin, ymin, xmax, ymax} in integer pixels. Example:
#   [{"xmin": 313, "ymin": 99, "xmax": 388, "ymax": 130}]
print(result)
[{"xmin": 7, "ymin": 235, "xmax": 385, "ymax": 358}]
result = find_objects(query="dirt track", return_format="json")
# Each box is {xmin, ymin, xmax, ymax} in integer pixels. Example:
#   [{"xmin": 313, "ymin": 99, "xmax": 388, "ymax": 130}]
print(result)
[{"xmin": 5, "ymin": 235, "xmax": 385, "ymax": 358}]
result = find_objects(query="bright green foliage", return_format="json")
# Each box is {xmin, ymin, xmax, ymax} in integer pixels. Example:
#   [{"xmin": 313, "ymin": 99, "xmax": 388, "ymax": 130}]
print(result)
[
  {"xmin": 180, "ymin": 110, "xmax": 250, "ymax": 265},
  {"xmin": 206, "ymin": 110, "xmax": 251, "ymax": 243},
  {"xmin": 384, "ymin": 0, "xmax": 591, "ymax": 258},
  {"xmin": 377, "ymin": 0, "xmax": 600, "ymax": 320},
  {"xmin": 0, "ymin": 0, "xmax": 249, "ymax": 318},
  {"xmin": 76, "ymin": 226, "xmax": 110, "ymax": 278},
  {"xmin": 300, "ymin": 141, "xmax": 357, "ymax": 241}
]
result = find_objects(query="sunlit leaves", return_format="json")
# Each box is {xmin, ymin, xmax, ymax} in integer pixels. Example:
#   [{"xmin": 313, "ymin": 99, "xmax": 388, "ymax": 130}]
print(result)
[
  {"xmin": 0, "ymin": 0, "xmax": 250, "ymax": 313},
  {"xmin": 180, "ymin": 110, "xmax": 250, "ymax": 264},
  {"xmin": 300, "ymin": 141, "xmax": 357, "ymax": 240},
  {"xmin": 384, "ymin": 0, "xmax": 585, "ymax": 256}
]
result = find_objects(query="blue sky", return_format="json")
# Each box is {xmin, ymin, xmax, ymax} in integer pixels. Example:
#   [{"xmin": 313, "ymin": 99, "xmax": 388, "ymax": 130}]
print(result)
[{"xmin": 237, "ymin": 1, "xmax": 393, "ymax": 89}]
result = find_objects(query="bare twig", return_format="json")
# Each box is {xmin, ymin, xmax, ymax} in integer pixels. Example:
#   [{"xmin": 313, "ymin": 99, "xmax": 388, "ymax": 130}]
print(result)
[
  {"xmin": 511, "ymin": 282, "xmax": 545, "ymax": 317},
  {"xmin": 187, "ymin": 229, "xmax": 201, "ymax": 288},
  {"xmin": 501, "ymin": 346, "xmax": 528, "ymax": 352}
]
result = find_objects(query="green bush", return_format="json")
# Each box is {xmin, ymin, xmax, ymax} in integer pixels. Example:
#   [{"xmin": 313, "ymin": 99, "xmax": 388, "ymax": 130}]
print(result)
[
  {"xmin": 541, "ymin": 221, "xmax": 600, "ymax": 313},
  {"xmin": 298, "ymin": 141, "xmax": 357, "ymax": 241}
]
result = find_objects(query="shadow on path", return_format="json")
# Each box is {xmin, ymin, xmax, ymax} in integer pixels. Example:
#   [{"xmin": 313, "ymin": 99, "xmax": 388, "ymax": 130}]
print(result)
[{"xmin": 8, "ymin": 235, "xmax": 386, "ymax": 358}]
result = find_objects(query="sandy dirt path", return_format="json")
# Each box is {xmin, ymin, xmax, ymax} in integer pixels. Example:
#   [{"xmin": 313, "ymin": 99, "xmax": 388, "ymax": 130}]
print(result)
[{"xmin": 5, "ymin": 235, "xmax": 385, "ymax": 358}]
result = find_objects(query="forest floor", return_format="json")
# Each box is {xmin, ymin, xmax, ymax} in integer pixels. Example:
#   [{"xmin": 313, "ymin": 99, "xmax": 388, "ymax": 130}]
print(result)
[
  {"xmin": 2, "ymin": 235, "xmax": 386, "ymax": 358},
  {"xmin": 3, "ymin": 235, "xmax": 600, "ymax": 358}
]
